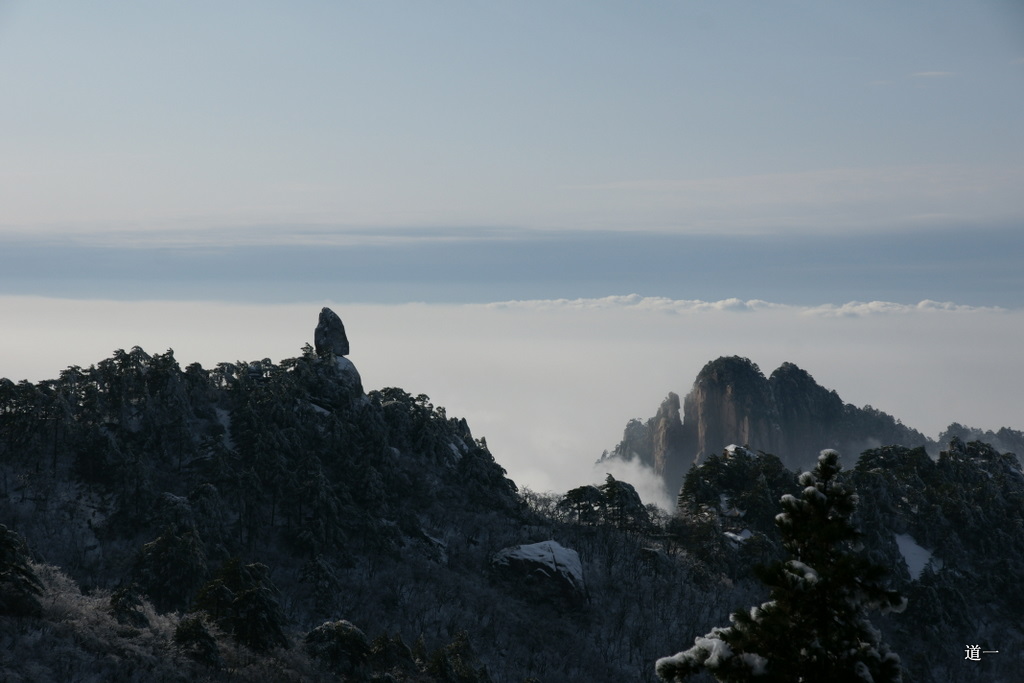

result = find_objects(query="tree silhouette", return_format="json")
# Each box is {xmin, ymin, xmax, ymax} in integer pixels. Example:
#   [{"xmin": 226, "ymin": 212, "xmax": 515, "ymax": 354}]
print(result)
[
  {"xmin": 192, "ymin": 558, "xmax": 288, "ymax": 652},
  {"xmin": 0, "ymin": 524, "xmax": 44, "ymax": 618},
  {"xmin": 657, "ymin": 450, "xmax": 905, "ymax": 682}
]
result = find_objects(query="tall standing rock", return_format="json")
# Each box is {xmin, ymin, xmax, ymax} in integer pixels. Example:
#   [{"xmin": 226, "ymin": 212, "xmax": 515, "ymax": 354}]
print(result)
[
  {"xmin": 314, "ymin": 307, "xmax": 350, "ymax": 357},
  {"xmin": 650, "ymin": 393, "xmax": 690, "ymax": 491},
  {"xmin": 598, "ymin": 392, "xmax": 691, "ymax": 497}
]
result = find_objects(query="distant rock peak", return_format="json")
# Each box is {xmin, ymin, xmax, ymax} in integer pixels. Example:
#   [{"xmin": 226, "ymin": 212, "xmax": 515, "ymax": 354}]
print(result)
[
  {"xmin": 603, "ymin": 355, "xmax": 933, "ymax": 490},
  {"xmin": 314, "ymin": 307, "xmax": 350, "ymax": 357}
]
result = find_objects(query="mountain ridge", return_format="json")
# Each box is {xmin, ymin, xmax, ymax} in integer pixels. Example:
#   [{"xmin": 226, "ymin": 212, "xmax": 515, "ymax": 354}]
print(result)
[
  {"xmin": 2, "ymin": 309, "xmax": 1023, "ymax": 682},
  {"xmin": 597, "ymin": 354, "xmax": 1014, "ymax": 497}
]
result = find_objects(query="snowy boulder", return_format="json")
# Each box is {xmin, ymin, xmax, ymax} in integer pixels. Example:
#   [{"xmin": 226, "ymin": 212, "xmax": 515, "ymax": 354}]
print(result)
[
  {"xmin": 491, "ymin": 540, "xmax": 587, "ymax": 606},
  {"xmin": 314, "ymin": 307, "xmax": 350, "ymax": 357}
]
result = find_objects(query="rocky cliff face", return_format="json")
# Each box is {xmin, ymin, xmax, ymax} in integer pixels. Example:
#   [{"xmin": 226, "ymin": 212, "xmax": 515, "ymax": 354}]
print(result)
[
  {"xmin": 604, "ymin": 355, "xmax": 934, "ymax": 491},
  {"xmin": 684, "ymin": 357, "xmax": 782, "ymax": 462},
  {"xmin": 600, "ymin": 392, "xmax": 691, "ymax": 490}
]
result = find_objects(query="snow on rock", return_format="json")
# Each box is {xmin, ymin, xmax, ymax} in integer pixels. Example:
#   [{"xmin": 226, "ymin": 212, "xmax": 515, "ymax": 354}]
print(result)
[
  {"xmin": 894, "ymin": 533, "xmax": 933, "ymax": 580},
  {"xmin": 724, "ymin": 529, "xmax": 753, "ymax": 544},
  {"xmin": 492, "ymin": 540, "xmax": 586, "ymax": 603},
  {"xmin": 447, "ymin": 442, "xmax": 464, "ymax": 462},
  {"xmin": 724, "ymin": 444, "xmax": 756, "ymax": 457}
]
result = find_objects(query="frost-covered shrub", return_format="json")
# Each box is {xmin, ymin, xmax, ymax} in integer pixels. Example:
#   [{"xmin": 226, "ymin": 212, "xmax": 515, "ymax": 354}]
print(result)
[
  {"xmin": 305, "ymin": 619, "xmax": 370, "ymax": 677},
  {"xmin": 110, "ymin": 583, "xmax": 150, "ymax": 628},
  {"xmin": 174, "ymin": 614, "xmax": 222, "ymax": 668}
]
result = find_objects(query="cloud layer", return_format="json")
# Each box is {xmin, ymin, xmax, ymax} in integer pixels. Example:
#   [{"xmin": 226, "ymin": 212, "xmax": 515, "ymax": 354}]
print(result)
[
  {"xmin": 3, "ymin": 295, "xmax": 1021, "ymax": 507},
  {"xmin": 1, "ymin": 224, "xmax": 1021, "ymax": 308}
]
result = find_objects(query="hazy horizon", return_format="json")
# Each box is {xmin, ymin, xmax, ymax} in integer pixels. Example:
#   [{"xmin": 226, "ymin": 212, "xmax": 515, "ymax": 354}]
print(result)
[
  {"xmin": 5, "ymin": 294, "xmax": 1022, "ymax": 510},
  {"xmin": 2, "ymin": 2, "xmax": 1022, "ymax": 507}
]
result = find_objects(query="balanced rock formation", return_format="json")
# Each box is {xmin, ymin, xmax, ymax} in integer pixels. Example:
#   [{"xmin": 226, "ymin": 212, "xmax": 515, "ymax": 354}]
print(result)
[
  {"xmin": 312, "ymin": 307, "xmax": 362, "ymax": 398},
  {"xmin": 314, "ymin": 307, "xmax": 350, "ymax": 357}
]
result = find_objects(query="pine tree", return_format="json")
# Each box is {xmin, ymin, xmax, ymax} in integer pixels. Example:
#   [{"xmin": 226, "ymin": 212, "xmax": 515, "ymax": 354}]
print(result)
[
  {"xmin": 0, "ymin": 524, "xmax": 44, "ymax": 618},
  {"xmin": 192, "ymin": 558, "xmax": 288, "ymax": 652},
  {"xmin": 131, "ymin": 525, "xmax": 209, "ymax": 613},
  {"xmin": 600, "ymin": 473, "xmax": 650, "ymax": 530},
  {"xmin": 657, "ymin": 450, "xmax": 905, "ymax": 682}
]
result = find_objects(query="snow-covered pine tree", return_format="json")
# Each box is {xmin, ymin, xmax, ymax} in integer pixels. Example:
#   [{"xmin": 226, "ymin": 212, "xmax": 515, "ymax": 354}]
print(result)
[{"xmin": 656, "ymin": 450, "xmax": 905, "ymax": 682}]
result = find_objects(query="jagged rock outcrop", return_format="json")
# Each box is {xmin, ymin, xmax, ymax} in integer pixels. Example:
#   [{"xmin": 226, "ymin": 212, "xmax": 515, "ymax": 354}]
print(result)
[
  {"xmin": 684, "ymin": 356, "xmax": 930, "ymax": 471},
  {"xmin": 651, "ymin": 393, "xmax": 689, "ymax": 486},
  {"xmin": 314, "ymin": 307, "xmax": 350, "ymax": 357},
  {"xmin": 768, "ymin": 362, "xmax": 846, "ymax": 459},
  {"xmin": 603, "ymin": 355, "xmax": 934, "ymax": 490},
  {"xmin": 599, "ymin": 393, "xmax": 690, "ymax": 493}
]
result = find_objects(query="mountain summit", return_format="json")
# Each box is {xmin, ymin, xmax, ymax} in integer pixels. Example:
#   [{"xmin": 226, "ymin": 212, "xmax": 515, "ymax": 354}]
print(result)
[{"xmin": 601, "ymin": 356, "xmax": 930, "ymax": 490}]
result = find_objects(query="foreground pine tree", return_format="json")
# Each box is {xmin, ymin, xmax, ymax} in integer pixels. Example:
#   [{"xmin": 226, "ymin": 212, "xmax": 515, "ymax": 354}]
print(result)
[{"xmin": 657, "ymin": 450, "xmax": 905, "ymax": 682}]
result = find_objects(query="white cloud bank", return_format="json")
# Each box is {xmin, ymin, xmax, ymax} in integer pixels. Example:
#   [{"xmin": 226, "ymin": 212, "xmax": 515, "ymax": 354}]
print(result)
[{"xmin": 2, "ymin": 295, "xmax": 1021, "ymax": 506}]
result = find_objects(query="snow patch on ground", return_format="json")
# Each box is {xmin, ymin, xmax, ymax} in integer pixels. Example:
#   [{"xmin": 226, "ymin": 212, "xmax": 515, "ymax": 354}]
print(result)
[
  {"xmin": 894, "ymin": 533, "xmax": 933, "ymax": 580},
  {"xmin": 448, "ymin": 442, "xmax": 464, "ymax": 461},
  {"xmin": 215, "ymin": 407, "xmax": 235, "ymax": 451}
]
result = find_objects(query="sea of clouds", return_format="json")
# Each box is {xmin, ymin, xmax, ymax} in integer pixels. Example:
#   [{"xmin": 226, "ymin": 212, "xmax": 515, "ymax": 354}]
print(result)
[{"xmin": 2, "ymin": 294, "xmax": 1021, "ymax": 509}]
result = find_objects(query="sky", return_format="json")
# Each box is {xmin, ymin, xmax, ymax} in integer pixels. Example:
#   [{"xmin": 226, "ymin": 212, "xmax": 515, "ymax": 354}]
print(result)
[{"xmin": 1, "ymin": 1, "xmax": 1022, "ymax": 506}]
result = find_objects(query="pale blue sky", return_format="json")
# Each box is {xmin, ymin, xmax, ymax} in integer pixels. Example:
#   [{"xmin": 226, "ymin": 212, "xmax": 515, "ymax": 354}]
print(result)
[
  {"xmin": 2, "ymin": 2, "xmax": 1023, "ymax": 496},
  {"xmin": 1, "ymin": 1, "xmax": 1021, "ymax": 245}
]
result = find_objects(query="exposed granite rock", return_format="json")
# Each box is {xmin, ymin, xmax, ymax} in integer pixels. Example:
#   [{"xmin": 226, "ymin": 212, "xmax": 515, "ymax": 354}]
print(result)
[
  {"xmin": 599, "ymin": 393, "xmax": 691, "ymax": 494},
  {"xmin": 602, "ymin": 355, "xmax": 935, "ymax": 491},
  {"xmin": 651, "ymin": 392, "xmax": 689, "ymax": 486},
  {"xmin": 314, "ymin": 307, "xmax": 350, "ymax": 357},
  {"xmin": 331, "ymin": 356, "xmax": 364, "ymax": 398},
  {"xmin": 684, "ymin": 356, "xmax": 781, "ymax": 464},
  {"xmin": 491, "ymin": 540, "xmax": 587, "ymax": 606}
]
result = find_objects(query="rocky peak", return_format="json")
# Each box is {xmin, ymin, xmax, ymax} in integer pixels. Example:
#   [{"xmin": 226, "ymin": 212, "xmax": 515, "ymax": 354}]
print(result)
[
  {"xmin": 651, "ymin": 392, "xmax": 689, "ymax": 489},
  {"xmin": 604, "ymin": 355, "xmax": 939, "ymax": 494},
  {"xmin": 599, "ymin": 392, "xmax": 690, "ymax": 494},
  {"xmin": 683, "ymin": 356, "xmax": 780, "ymax": 464},
  {"xmin": 314, "ymin": 307, "xmax": 350, "ymax": 357},
  {"xmin": 768, "ymin": 362, "xmax": 846, "ymax": 465}
]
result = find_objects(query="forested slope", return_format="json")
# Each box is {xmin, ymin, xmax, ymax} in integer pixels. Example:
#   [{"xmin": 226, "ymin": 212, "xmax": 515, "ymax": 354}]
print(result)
[{"xmin": 1, "ymin": 316, "xmax": 1022, "ymax": 681}]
